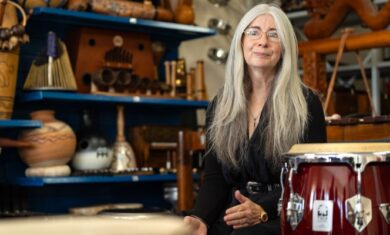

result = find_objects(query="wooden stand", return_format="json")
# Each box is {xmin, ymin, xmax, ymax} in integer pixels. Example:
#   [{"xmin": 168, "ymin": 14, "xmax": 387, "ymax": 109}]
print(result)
[
  {"xmin": 176, "ymin": 130, "xmax": 204, "ymax": 212},
  {"xmin": 300, "ymin": 30, "xmax": 390, "ymax": 97}
]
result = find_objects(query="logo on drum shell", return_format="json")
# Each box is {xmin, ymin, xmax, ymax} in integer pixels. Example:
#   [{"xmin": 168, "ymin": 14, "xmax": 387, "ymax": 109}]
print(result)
[
  {"xmin": 313, "ymin": 200, "xmax": 333, "ymax": 232},
  {"xmin": 317, "ymin": 204, "xmax": 329, "ymax": 221}
]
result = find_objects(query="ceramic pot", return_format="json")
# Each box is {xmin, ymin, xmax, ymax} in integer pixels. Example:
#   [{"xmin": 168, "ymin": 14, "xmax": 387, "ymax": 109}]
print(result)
[
  {"xmin": 18, "ymin": 110, "xmax": 76, "ymax": 167},
  {"xmin": 72, "ymin": 109, "xmax": 112, "ymax": 171},
  {"xmin": 72, "ymin": 149, "xmax": 112, "ymax": 171}
]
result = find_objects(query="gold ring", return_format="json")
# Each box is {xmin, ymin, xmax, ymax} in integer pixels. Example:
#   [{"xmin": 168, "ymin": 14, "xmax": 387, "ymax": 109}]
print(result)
[
  {"xmin": 258, "ymin": 206, "xmax": 268, "ymax": 222},
  {"xmin": 260, "ymin": 212, "xmax": 268, "ymax": 222}
]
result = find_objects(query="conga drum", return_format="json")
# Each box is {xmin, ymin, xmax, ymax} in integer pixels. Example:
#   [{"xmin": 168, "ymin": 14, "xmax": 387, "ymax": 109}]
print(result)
[{"xmin": 280, "ymin": 143, "xmax": 390, "ymax": 235}]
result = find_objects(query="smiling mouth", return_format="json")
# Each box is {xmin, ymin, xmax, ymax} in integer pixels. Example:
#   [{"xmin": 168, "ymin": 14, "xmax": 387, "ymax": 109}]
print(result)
[{"xmin": 254, "ymin": 52, "xmax": 271, "ymax": 57}]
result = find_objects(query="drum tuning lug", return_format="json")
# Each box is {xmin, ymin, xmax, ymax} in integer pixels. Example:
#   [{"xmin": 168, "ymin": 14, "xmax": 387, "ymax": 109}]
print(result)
[
  {"xmin": 379, "ymin": 203, "xmax": 390, "ymax": 224},
  {"xmin": 277, "ymin": 198, "xmax": 282, "ymax": 216},
  {"xmin": 286, "ymin": 193, "xmax": 304, "ymax": 230},
  {"xmin": 278, "ymin": 164, "xmax": 287, "ymax": 216},
  {"xmin": 345, "ymin": 195, "xmax": 372, "ymax": 232}
]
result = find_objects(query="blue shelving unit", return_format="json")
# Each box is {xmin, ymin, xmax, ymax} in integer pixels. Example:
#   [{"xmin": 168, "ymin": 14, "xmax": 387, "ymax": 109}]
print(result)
[
  {"xmin": 8, "ymin": 174, "xmax": 182, "ymax": 187},
  {"xmin": 29, "ymin": 7, "xmax": 216, "ymax": 41},
  {"xmin": 18, "ymin": 91, "xmax": 209, "ymax": 109},
  {"xmin": 0, "ymin": 120, "xmax": 42, "ymax": 129}
]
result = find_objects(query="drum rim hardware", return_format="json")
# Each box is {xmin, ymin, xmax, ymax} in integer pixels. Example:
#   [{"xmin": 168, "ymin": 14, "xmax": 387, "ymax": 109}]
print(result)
[
  {"xmin": 286, "ymin": 167, "xmax": 304, "ymax": 230},
  {"xmin": 345, "ymin": 162, "xmax": 373, "ymax": 232},
  {"xmin": 285, "ymin": 152, "xmax": 390, "ymax": 172},
  {"xmin": 379, "ymin": 203, "xmax": 390, "ymax": 225},
  {"xmin": 277, "ymin": 163, "xmax": 288, "ymax": 216},
  {"xmin": 345, "ymin": 195, "xmax": 372, "ymax": 232}
]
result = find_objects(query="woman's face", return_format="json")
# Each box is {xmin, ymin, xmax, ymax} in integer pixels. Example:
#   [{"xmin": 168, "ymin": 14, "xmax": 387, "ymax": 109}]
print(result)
[{"xmin": 242, "ymin": 14, "xmax": 282, "ymax": 72}]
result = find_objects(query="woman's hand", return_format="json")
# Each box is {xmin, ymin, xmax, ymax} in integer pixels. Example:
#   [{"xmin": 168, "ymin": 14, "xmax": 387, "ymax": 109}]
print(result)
[
  {"xmin": 224, "ymin": 190, "xmax": 267, "ymax": 229},
  {"xmin": 184, "ymin": 215, "xmax": 207, "ymax": 235}
]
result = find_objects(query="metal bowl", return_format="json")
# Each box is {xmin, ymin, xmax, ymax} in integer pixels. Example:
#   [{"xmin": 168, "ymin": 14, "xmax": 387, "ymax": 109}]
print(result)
[
  {"xmin": 208, "ymin": 18, "xmax": 231, "ymax": 35},
  {"xmin": 208, "ymin": 48, "xmax": 229, "ymax": 64}
]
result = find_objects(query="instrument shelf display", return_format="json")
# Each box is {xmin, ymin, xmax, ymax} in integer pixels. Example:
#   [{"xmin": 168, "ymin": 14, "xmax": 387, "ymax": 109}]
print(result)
[{"xmin": 0, "ymin": 4, "xmax": 213, "ymax": 215}]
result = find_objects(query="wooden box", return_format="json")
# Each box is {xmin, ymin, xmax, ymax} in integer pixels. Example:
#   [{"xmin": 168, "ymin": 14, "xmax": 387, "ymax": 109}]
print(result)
[{"xmin": 67, "ymin": 27, "xmax": 155, "ymax": 93}]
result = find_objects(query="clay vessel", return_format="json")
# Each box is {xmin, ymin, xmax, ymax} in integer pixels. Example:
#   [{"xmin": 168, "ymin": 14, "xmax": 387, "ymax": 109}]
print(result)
[
  {"xmin": 18, "ymin": 110, "xmax": 76, "ymax": 167},
  {"xmin": 174, "ymin": 0, "xmax": 195, "ymax": 25}
]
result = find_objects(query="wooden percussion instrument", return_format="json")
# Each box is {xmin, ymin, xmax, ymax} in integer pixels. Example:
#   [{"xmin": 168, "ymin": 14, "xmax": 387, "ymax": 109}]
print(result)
[{"xmin": 327, "ymin": 115, "xmax": 390, "ymax": 142}]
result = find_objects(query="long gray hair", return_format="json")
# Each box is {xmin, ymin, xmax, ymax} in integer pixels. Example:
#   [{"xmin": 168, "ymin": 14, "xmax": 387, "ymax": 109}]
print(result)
[{"xmin": 208, "ymin": 3, "xmax": 308, "ymax": 169}]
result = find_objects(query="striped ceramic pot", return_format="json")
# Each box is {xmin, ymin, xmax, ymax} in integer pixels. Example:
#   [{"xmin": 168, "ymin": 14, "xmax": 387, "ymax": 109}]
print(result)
[{"xmin": 18, "ymin": 110, "xmax": 76, "ymax": 167}]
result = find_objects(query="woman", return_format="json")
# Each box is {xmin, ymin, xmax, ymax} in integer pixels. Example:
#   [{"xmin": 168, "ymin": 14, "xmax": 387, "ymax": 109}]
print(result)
[{"xmin": 184, "ymin": 3, "xmax": 326, "ymax": 235}]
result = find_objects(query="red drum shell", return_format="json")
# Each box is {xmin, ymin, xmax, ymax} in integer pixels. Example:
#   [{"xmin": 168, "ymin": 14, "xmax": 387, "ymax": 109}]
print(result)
[{"xmin": 281, "ymin": 161, "xmax": 390, "ymax": 235}]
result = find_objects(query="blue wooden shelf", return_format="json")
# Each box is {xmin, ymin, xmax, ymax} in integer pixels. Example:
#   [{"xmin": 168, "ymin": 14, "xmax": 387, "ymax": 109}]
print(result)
[
  {"xmin": 18, "ymin": 91, "xmax": 209, "ymax": 109},
  {"xmin": 9, "ymin": 173, "xmax": 196, "ymax": 187},
  {"xmin": 29, "ymin": 7, "xmax": 216, "ymax": 41},
  {"xmin": 0, "ymin": 120, "xmax": 42, "ymax": 129}
]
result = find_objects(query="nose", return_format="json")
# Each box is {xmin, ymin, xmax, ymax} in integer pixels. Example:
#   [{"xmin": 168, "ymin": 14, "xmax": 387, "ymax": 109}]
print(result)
[{"xmin": 257, "ymin": 32, "xmax": 269, "ymax": 46}]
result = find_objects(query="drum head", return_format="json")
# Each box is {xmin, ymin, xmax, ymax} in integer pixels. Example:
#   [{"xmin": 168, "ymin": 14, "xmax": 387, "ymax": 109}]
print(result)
[
  {"xmin": 0, "ymin": 215, "xmax": 192, "ymax": 235},
  {"xmin": 288, "ymin": 142, "xmax": 390, "ymax": 154}
]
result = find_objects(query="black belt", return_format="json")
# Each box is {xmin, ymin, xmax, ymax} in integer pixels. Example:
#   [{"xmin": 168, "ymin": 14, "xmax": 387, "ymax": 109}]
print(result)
[{"xmin": 246, "ymin": 181, "xmax": 280, "ymax": 194}]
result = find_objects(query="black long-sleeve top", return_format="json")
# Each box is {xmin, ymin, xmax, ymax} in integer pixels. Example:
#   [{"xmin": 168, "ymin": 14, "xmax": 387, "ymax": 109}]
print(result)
[{"xmin": 192, "ymin": 88, "xmax": 327, "ymax": 231}]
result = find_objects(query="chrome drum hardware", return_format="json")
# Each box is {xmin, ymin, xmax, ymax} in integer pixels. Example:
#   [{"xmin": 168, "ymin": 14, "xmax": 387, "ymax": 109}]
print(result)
[
  {"xmin": 286, "ymin": 168, "xmax": 304, "ymax": 230},
  {"xmin": 379, "ymin": 203, "xmax": 390, "ymax": 224},
  {"xmin": 345, "ymin": 195, "xmax": 372, "ymax": 232}
]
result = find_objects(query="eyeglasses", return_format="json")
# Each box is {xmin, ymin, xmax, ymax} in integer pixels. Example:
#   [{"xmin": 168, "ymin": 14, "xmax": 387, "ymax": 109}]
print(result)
[{"xmin": 243, "ymin": 27, "xmax": 280, "ymax": 42}]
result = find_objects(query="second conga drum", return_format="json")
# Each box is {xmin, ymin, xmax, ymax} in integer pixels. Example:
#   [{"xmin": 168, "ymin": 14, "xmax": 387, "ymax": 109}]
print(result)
[
  {"xmin": 280, "ymin": 143, "xmax": 390, "ymax": 235},
  {"xmin": 0, "ymin": 215, "xmax": 192, "ymax": 235}
]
